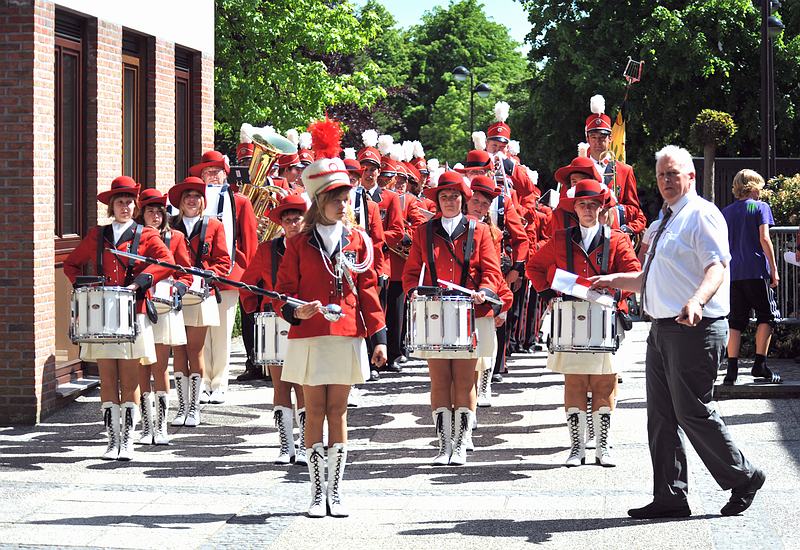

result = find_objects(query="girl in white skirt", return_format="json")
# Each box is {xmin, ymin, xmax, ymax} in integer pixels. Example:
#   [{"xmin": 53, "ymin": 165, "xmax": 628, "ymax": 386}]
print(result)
[
  {"xmin": 64, "ymin": 176, "xmax": 174, "ymax": 461},
  {"xmin": 168, "ymin": 177, "xmax": 231, "ymax": 428},
  {"xmin": 275, "ymin": 117, "xmax": 387, "ymax": 518},
  {"xmin": 135, "ymin": 188, "xmax": 193, "ymax": 445}
]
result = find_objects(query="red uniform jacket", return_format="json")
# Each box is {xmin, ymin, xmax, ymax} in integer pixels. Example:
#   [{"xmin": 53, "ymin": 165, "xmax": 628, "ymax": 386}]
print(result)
[
  {"xmin": 171, "ymin": 216, "xmax": 232, "ymax": 295},
  {"xmin": 365, "ymin": 185, "xmax": 404, "ymax": 281},
  {"xmin": 493, "ymin": 194, "xmax": 529, "ymax": 271},
  {"xmin": 215, "ymin": 191, "xmax": 258, "ymax": 290},
  {"xmin": 486, "ymin": 223, "xmax": 520, "ymax": 315},
  {"xmin": 64, "ymin": 224, "xmax": 174, "ymax": 314},
  {"xmin": 352, "ymin": 186, "xmax": 387, "ymax": 278},
  {"xmin": 239, "ymin": 236, "xmax": 285, "ymax": 314},
  {"xmin": 276, "ymin": 227, "xmax": 387, "ymax": 344},
  {"xmin": 161, "ymin": 228, "xmax": 194, "ymax": 288},
  {"xmin": 403, "ymin": 215, "xmax": 504, "ymax": 318},
  {"xmin": 604, "ymin": 160, "xmax": 646, "ymax": 235},
  {"xmin": 526, "ymin": 226, "xmax": 640, "ymax": 312},
  {"xmin": 389, "ymin": 193, "xmax": 429, "ymax": 281}
]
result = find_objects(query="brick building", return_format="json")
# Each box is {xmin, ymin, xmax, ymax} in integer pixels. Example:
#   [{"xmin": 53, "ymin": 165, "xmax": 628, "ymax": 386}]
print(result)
[{"xmin": 0, "ymin": 0, "xmax": 215, "ymax": 424}]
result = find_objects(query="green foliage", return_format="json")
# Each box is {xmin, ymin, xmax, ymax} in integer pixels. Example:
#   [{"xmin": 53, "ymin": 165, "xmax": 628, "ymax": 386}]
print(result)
[
  {"xmin": 764, "ymin": 173, "xmax": 800, "ymax": 225},
  {"xmin": 232, "ymin": 303, "xmax": 242, "ymax": 339},
  {"xmin": 215, "ymin": 0, "xmax": 387, "ymax": 148},
  {"xmin": 691, "ymin": 109, "xmax": 737, "ymax": 148}
]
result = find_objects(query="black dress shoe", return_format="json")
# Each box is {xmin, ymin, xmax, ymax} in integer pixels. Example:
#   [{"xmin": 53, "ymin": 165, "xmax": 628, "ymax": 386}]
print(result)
[
  {"xmin": 721, "ymin": 469, "xmax": 765, "ymax": 516},
  {"xmin": 383, "ymin": 362, "xmax": 402, "ymax": 373},
  {"xmin": 491, "ymin": 373, "xmax": 503, "ymax": 383},
  {"xmin": 236, "ymin": 365, "xmax": 265, "ymax": 381},
  {"xmin": 395, "ymin": 355, "xmax": 408, "ymax": 364},
  {"xmin": 628, "ymin": 501, "xmax": 692, "ymax": 519},
  {"xmin": 369, "ymin": 369, "xmax": 380, "ymax": 381}
]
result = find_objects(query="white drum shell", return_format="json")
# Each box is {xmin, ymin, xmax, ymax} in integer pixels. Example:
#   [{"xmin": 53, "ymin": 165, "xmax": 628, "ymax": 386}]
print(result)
[
  {"xmin": 151, "ymin": 280, "xmax": 176, "ymax": 314},
  {"xmin": 254, "ymin": 312, "xmax": 290, "ymax": 365},
  {"xmin": 548, "ymin": 298, "xmax": 618, "ymax": 353},
  {"xmin": 70, "ymin": 286, "xmax": 138, "ymax": 344},
  {"xmin": 406, "ymin": 295, "xmax": 476, "ymax": 352}
]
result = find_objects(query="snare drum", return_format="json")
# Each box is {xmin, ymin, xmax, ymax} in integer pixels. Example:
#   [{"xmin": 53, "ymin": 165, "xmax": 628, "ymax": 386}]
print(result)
[
  {"xmin": 151, "ymin": 280, "xmax": 177, "ymax": 314},
  {"xmin": 254, "ymin": 312, "xmax": 290, "ymax": 366},
  {"xmin": 70, "ymin": 286, "xmax": 138, "ymax": 344},
  {"xmin": 183, "ymin": 274, "xmax": 210, "ymax": 306},
  {"xmin": 406, "ymin": 294, "xmax": 476, "ymax": 353},
  {"xmin": 548, "ymin": 298, "xmax": 618, "ymax": 353}
]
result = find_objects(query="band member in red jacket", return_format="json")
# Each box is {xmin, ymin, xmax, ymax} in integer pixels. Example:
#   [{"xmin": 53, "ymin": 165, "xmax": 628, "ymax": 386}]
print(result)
[
  {"xmin": 526, "ymin": 179, "xmax": 640, "ymax": 468},
  {"xmin": 168, "ymin": 177, "xmax": 232, "ymax": 428},
  {"xmin": 542, "ymin": 155, "xmax": 603, "ymax": 238},
  {"xmin": 135, "ymin": 188, "xmax": 193, "ymax": 446},
  {"xmin": 64, "ymin": 176, "xmax": 173, "ymax": 461},
  {"xmin": 402, "ymin": 171, "xmax": 504, "ymax": 467},
  {"xmin": 275, "ymin": 118, "xmax": 387, "ymax": 518}
]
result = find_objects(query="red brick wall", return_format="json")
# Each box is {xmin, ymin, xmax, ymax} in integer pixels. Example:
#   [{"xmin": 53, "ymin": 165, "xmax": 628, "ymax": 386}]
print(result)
[
  {"xmin": 195, "ymin": 51, "xmax": 214, "ymax": 156},
  {"xmin": 0, "ymin": 0, "xmax": 56, "ymax": 425},
  {"xmin": 148, "ymin": 37, "xmax": 176, "ymax": 192}
]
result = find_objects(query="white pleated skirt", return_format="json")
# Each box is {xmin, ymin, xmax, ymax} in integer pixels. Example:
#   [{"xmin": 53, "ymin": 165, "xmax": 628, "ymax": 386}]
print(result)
[
  {"xmin": 546, "ymin": 321, "xmax": 627, "ymax": 375},
  {"xmin": 80, "ymin": 313, "xmax": 156, "ymax": 364},
  {"xmin": 151, "ymin": 307, "xmax": 187, "ymax": 346},
  {"xmin": 182, "ymin": 295, "xmax": 220, "ymax": 327},
  {"xmin": 476, "ymin": 318, "xmax": 499, "ymax": 372},
  {"xmin": 417, "ymin": 316, "xmax": 495, "ymax": 361},
  {"xmin": 280, "ymin": 336, "xmax": 368, "ymax": 386}
]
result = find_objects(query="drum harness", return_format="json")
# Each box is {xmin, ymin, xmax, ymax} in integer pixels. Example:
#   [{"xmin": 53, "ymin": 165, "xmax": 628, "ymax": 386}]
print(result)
[
  {"xmin": 179, "ymin": 216, "xmax": 222, "ymax": 304},
  {"xmin": 425, "ymin": 218, "xmax": 477, "ymax": 290},
  {"xmin": 96, "ymin": 223, "xmax": 154, "ymax": 321}
]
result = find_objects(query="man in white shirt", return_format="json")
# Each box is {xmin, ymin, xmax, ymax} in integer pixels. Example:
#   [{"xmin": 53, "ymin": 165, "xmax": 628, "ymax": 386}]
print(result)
[{"xmin": 591, "ymin": 145, "xmax": 764, "ymax": 519}]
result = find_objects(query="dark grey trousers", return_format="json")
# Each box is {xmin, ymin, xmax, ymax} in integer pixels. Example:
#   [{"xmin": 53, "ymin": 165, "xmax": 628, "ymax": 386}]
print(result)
[{"xmin": 646, "ymin": 318, "xmax": 755, "ymax": 504}]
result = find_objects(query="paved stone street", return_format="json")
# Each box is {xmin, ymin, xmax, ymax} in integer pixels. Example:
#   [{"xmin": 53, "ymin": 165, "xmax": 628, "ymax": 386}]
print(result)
[{"xmin": 1, "ymin": 323, "xmax": 799, "ymax": 549}]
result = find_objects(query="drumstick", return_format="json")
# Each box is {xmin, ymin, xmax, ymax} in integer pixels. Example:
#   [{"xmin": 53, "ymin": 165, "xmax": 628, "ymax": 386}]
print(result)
[
  {"xmin": 418, "ymin": 263, "xmax": 426, "ymax": 288},
  {"xmin": 436, "ymin": 278, "xmax": 503, "ymax": 306}
]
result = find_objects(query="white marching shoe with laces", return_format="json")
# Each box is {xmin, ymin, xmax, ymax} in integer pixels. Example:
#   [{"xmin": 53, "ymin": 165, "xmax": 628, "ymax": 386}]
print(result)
[
  {"xmin": 153, "ymin": 392, "xmax": 171, "ymax": 445},
  {"xmin": 294, "ymin": 408, "xmax": 308, "ymax": 466},
  {"xmin": 431, "ymin": 407, "xmax": 452, "ymax": 466},
  {"xmin": 118, "ymin": 402, "xmax": 137, "ymax": 461},
  {"xmin": 138, "ymin": 392, "xmax": 154, "ymax": 445},
  {"xmin": 585, "ymin": 393, "xmax": 595, "ymax": 448},
  {"xmin": 273, "ymin": 406, "xmax": 296, "ymax": 464},
  {"xmin": 184, "ymin": 373, "xmax": 202, "ymax": 427},
  {"xmin": 306, "ymin": 442, "xmax": 326, "ymax": 518},
  {"xmin": 101, "ymin": 402, "xmax": 120, "ymax": 460},
  {"xmin": 171, "ymin": 373, "xmax": 189, "ymax": 426},
  {"xmin": 326, "ymin": 443, "xmax": 349, "ymax": 517},
  {"xmin": 594, "ymin": 406, "xmax": 616, "ymax": 467},
  {"xmin": 565, "ymin": 407, "xmax": 586, "ymax": 467},
  {"xmin": 477, "ymin": 368, "xmax": 492, "ymax": 407},
  {"xmin": 450, "ymin": 407, "xmax": 472, "ymax": 466}
]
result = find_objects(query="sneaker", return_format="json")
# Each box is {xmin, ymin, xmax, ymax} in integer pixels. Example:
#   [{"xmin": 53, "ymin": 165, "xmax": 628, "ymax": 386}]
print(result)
[
  {"xmin": 209, "ymin": 389, "xmax": 226, "ymax": 404},
  {"xmin": 199, "ymin": 390, "xmax": 211, "ymax": 404}
]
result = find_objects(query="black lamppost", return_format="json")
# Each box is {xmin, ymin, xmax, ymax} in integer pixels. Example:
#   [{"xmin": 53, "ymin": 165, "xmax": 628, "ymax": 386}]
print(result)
[
  {"xmin": 452, "ymin": 66, "xmax": 491, "ymax": 144},
  {"xmin": 760, "ymin": 0, "xmax": 784, "ymax": 179}
]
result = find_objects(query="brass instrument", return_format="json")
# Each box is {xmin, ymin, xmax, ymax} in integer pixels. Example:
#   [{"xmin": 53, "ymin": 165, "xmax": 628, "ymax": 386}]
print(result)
[
  {"xmin": 240, "ymin": 130, "xmax": 297, "ymax": 242},
  {"xmin": 598, "ymin": 150, "xmax": 618, "ymax": 198},
  {"xmin": 386, "ymin": 243, "xmax": 410, "ymax": 259}
]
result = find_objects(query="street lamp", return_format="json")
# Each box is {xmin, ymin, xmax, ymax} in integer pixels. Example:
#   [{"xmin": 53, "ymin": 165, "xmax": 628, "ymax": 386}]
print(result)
[
  {"xmin": 760, "ymin": 0, "xmax": 784, "ymax": 179},
  {"xmin": 451, "ymin": 66, "xmax": 491, "ymax": 145}
]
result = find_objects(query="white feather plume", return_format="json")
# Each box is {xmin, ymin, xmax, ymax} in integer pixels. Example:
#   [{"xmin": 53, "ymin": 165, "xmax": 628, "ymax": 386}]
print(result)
[
  {"xmin": 578, "ymin": 142, "xmax": 590, "ymax": 158},
  {"xmin": 285, "ymin": 128, "xmax": 299, "ymax": 146},
  {"xmin": 427, "ymin": 158, "xmax": 440, "ymax": 172},
  {"xmin": 390, "ymin": 143, "xmax": 404, "ymax": 162},
  {"xmin": 590, "ymin": 94, "xmax": 605, "ymax": 115},
  {"xmin": 239, "ymin": 123, "xmax": 254, "ymax": 144},
  {"xmin": 453, "ymin": 162, "xmax": 464, "ymax": 170},
  {"xmin": 413, "ymin": 141, "xmax": 425, "ymax": 159},
  {"xmin": 526, "ymin": 168, "xmax": 538, "ymax": 186},
  {"xmin": 494, "ymin": 101, "xmax": 510, "ymax": 123},
  {"xmin": 508, "ymin": 140, "xmax": 520, "ymax": 156},
  {"xmin": 343, "ymin": 147, "xmax": 357, "ymax": 160},
  {"xmin": 298, "ymin": 132, "xmax": 312, "ymax": 150},
  {"xmin": 429, "ymin": 167, "xmax": 444, "ymax": 187},
  {"xmin": 472, "ymin": 131, "xmax": 486, "ymax": 151},
  {"xmin": 377, "ymin": 134, "xmax": 394, "ymax": 156},
  {"xmin": 402, "ymin": 141, "xmax": 415, "ymax": 163},
  {"xmin": 362, "ymin": 129, "xmax": 378, "ymax": 148}
]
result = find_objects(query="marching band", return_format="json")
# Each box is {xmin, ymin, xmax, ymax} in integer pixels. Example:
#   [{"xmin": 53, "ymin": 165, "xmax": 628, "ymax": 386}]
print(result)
[{"xmin": 65, "ymin": 95, "xmax": 650, "ymax": 516}]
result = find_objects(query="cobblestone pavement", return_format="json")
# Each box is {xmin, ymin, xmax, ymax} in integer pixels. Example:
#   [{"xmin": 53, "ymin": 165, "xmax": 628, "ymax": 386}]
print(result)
[{"xmin": 1, "ymin": 323, "xmax": 799, "ymax": 549}]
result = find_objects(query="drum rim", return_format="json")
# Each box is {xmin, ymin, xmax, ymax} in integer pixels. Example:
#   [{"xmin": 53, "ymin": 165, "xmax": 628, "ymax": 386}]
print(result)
[{"xmin": 72, "ymin": 285, "xmax": 137, "ymax": 294}]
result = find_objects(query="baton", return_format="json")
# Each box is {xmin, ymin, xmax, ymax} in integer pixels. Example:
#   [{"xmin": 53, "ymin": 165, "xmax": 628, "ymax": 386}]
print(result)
[{"xmin": 436, "ymin": 278, "xmax": 503, "ymax": 306}]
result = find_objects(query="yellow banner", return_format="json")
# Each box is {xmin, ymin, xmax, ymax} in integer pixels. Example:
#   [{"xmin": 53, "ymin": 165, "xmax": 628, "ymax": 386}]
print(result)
[{"xmin": 609, "ymin": 110, "xmax": 626, "ymax": 163}]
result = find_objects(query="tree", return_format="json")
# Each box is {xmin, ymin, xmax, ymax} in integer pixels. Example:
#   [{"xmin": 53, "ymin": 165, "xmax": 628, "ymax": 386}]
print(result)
[
  {"xmin": 691, "ymin": 109, "xmax": 737, "ymax": 203},
  {"xmin": 214, "ymin": 0, "xmax": 386, "ymax": 150}
]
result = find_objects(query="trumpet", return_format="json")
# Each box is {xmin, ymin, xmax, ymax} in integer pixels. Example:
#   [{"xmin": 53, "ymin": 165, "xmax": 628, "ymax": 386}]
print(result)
[{"xmin": 598, "ymin": 150, "xmax": 618, "ymax": 199}]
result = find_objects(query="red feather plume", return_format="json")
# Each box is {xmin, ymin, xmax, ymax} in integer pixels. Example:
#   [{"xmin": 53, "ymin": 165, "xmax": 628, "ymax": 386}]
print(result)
[{"xmin": 308, "ymin": 116, "xmax": 343, "ymax": 160}]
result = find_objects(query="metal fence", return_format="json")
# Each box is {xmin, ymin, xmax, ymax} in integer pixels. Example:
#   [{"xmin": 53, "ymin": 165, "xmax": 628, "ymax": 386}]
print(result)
[{"xmin": 772, "ymin": 227, "xmax": 799, "ymax": 324}]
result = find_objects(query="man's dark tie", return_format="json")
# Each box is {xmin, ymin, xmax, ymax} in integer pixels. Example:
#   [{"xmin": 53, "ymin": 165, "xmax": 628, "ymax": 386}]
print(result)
[{"xmin": 640, "ymin": 205, "xmax": 673, "ymax": 317}]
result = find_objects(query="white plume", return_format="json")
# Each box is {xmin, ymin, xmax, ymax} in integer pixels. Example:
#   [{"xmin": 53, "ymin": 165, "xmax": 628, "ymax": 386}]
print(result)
[
  {"xmin": 508, "ymin": 140, "xmax": 520, "ymax": 156},
  {"xmin": 285, "ymin": 128, "xmax": 299, "ymax": 146},
  {"xmin": 526, "ymin": 168, "xmax": 538, "ymax": 186},
  {"xmin": 590, "ymin": 94, "xmax": 605, "ymax": 115},
  {"xmin": 344, "ymin": 147, "xmax": 357, "ymax": 160},
  {"xmin": 298, "ymin": 131, "xmax": 312, "ymax": 150},
  {"xmin": 578, "ymin": 142, "xmax": 590, "ymax": 158},
  {"xmin": 472, "ymin": 131, "xmax": 486, "ymax": 151},
  {"xmin": 429, "ymin": 167, "xmax": 444, "ymax": 187},
  {"xmin": 402, "ymin": 141, "xmax": 415, "ymax": 163},
  {"xmin": 413, "ymin": 141, "xmax": 425, "ymax": 159},
  {"xmin": 377, "ymin": 134, "xmax": 394, "ymax": 156},
  {"xmin": 427, "ymin": 158, "xmax": 440, "ymax": 172},
  {"xmin": 390, "ymin": 143, "xmax": 404, "ymax": 162},
  {"xmin": 239, "ymin": 123, "xmax": 254, "ymax": 144},
  {"xmin": 453, "ymin": 162, "xmax": 464, "ymax": 170},
  {"xmin": 494, "ymin": 101, "xmax": 510, "ymax": 123},
  {"xmin": 361, "ymin": 129, "xmax": 378, "ymax": 148}
]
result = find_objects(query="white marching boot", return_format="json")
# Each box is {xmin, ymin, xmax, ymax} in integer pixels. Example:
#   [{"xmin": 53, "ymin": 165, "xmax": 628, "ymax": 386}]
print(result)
[
  {"xmin": 565, "ymin": 407, "xmax": 586, "ymax": 467},
  {"xmin": 171, "ymin": 373, "xmax": 189, "ymax": 426},
  {"xmin": 450, "ymin": 407, "xmax": 472, "ymax": 466},
  {"xmin": 153, "ymin": 392, "xmax": 171, "ymax": 445},
  {"xmin": 306, "ymin": 442, "xmax": 327, "ymax": 518},
  {"xmin": 477, "ymin": 368, "xmax": 492, "ymax": 407},
  {"xmin": 138, "ymin": 392, "xmax": 154, "ymax": 445},
  {"xmin": 118, "ymin": 402, "xmax": 137, "ymax": 461},
  {"xmin": 294, "ymin": 408, "xmax": 308, "ymax": 466},
  {"xmin": 184, "ymin": 373, "xmax": 202, "ymax": 427},
  {"xmin": 101, "ymin": 402, "xmax": 120, "ymax": 460},
  {"xmin": 464, "ymin": 410, "xmax": 477, "ymax": 452},
  {"xmin": 431, "ymin": 407, "xmax": 453, "ymax": 466},
  {"xmin": 594, "ymin": 406, "xmax": 616, "ymax": 467},
  {"xmin": 273, "ymin": 406, "xmax": 296, "ymax": 465},
  {"xmin": 585, "ymin": 393, "xmax": 595, "ymax": 448},
  {"xmin": 326, "ymin": 443, "xmax": 349, "ymax": 517}
]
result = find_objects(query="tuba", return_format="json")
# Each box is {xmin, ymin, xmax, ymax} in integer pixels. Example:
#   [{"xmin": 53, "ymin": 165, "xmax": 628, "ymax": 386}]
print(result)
[{"xmin": 240, "ymin": 128, "xmax": 297, "ymax": 242}]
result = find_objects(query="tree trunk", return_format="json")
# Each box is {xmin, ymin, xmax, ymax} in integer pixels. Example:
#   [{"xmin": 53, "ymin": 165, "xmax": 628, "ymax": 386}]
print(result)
[{"xmin": 703, "ymin": 142, "xmax": 716, "ymax": 204}]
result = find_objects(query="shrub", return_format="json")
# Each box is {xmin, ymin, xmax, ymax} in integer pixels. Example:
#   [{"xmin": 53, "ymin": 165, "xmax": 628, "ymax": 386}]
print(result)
[{"xmin": 763, "ymin": 173, "xmax": 800, "ymax": 226}]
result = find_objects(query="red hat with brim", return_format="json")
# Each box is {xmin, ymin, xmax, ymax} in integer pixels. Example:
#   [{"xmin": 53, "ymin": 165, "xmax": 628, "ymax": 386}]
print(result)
[
  {"xmin": 456, "ymin": 150, "xmax": 493, "ymax": 173},
  {"xmin": 487, "ymin": 122, "xmax": 511, "ymax": 143},
  {"xmin": 470, "ymin": 175, "xmax": 501, "ymax": 199},
  {"xmin": 137, "ymin": 187, "xmax": 167, "ymax": 209},
  {"xmin": 168, "ymin": 176, "xmax": 207, "ymax": 209},
  {"xmin": 98, "ymin": 176, "xmax": 140, "ymax": 205},
  {"xmin": 424, "ymin": 171, "xmax": 473, "ymax": 202},
  {"xmin": 267, "ymin": 193, "xmax": 308, "ymax": 225},
  {"xmin": 411, "ymin": 157, "xmax": 428, "ymax": 174},
  {"xmin": 585, "ymin": 114, "xmax": 612, "ymax": 135},
  {"xmin": 554, "ymin": 156, "xmax": 602, "ymax": 187},
  {"xmin": 559, "ymin": 179, "xmax": 611, "ymax": 214},
  {"xmin": 380, "ymin": 157, "xmax": 400, "ymax": 177},
  {"xmin": 357, "ymin": 146, "xmax": 381, "ymax": 168},
  {"xmin": 278, "ymin": 153, "xmax": 304, "ymax": 169},
  {"xmin": 344, "ymin": 158, "xmax": 363, "ymax": 173},
  {"xmin": 298, "ymin": 149, "xmax": 315, "ymax": 165},
  {"xmin": 236, "ymin": 143, "xmax": 254, "ymax": 163},
  {"xmin": 189, "ymin": 150, "xmax": 230, "ymax": 178},
  {"xmin": 405, "ymin": 162, "xmax": 421, "ymax": 184}
]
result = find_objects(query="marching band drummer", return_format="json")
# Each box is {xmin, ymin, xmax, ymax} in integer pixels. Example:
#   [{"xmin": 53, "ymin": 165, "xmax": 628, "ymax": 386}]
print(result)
[
  {"xmin": 526, "ymin": 179, "xmax": 640, "ymax": 468},
  {"xmin": 274, "ymin": 118, "xmax": 387, "ymax": 518},
  {"xmin": 402, "ymin": 171, "xmax": 505, "ymax": 467},
  {"xmin": 64, "ymin": 176, "xmax": 173, "ymax": 461},
  {"xmin": 135, "ymin": 188, "xmax": 194, "ymax": 446},
  {"xmin": 240, "ymin": 194, "xmax": 309, "ymax": 466},
  {"xmin": 168, "ymin": 177, "xmax": 232, "ymax": 428}
]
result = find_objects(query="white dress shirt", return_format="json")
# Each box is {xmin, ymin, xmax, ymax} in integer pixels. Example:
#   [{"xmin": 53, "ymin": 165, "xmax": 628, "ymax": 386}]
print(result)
[
  {"xmin": 203, "ymin": 183, "xmax": 235, "ymax": 264},
  {"xmin": 316, "ymin": 222, "xmax": 343, "ymax": 256},
  {"xmin": 111, "ymin": 220, "xmax": 134, "ymax": 244},
  {"xmin": 182, "ymin": 215, "xmax": 199, "ymax": 237},
  {"xmin": 643, "ymin": 191, "xmax": 731, "ymax": 318},
  {"xmin": 579, "ymin": 223, "xmax": 601, "ymax": 252},
  {"xmin": 441, "ymin": 213, "xmax": 463, "ymax": 236}
]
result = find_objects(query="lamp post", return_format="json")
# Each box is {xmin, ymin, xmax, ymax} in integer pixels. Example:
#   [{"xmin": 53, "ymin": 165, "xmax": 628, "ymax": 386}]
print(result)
[
  {"xmin": 452, "ymin": 66, "xmax": 491, "ymax": 146},
  {"xmin": 760, "ymin": 0, "xmax": 784, "ymax": 179}
]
